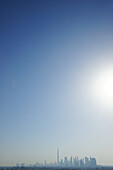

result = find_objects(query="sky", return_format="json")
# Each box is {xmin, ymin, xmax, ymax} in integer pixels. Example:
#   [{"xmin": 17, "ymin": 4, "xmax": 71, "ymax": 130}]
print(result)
[{"xmin": 0, "ymin": 0, "xmax": 113, "ymax": 166}]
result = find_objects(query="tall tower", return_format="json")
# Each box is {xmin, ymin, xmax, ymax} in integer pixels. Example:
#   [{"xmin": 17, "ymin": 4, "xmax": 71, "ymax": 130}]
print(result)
[{"xmin": 57, "ymin": 149, "xmax": 59, "ymax": 165}]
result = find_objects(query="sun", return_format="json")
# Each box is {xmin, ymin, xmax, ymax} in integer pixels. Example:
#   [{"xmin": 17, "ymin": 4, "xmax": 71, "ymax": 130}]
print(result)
[{"xmin": 92, "ymin": 68, "xmax": 113, "ymax": 108}]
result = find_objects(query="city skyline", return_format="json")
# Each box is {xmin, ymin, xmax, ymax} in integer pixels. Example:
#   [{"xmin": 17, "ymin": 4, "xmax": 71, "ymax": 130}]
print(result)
[
  {"xmin": 15, "ymin": 149, "xmax": 97, "ymax": 168},
  {"xmin": 0, "ymin": 0, "xmax": 113, "ymax": 166}
]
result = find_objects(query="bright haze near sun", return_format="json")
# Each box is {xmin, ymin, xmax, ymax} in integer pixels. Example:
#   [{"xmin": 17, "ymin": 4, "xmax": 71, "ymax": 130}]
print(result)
[
  {"xmin": 92, "ymin": 67, "xmax": 113, "ymax": 109},
  {"xmin": 0, "ymin": 0, "xmax": 113, "ymax": 167}
]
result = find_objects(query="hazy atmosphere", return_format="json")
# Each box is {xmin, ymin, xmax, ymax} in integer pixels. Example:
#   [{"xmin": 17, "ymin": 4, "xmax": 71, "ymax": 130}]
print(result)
[{"xmin": 0, "ymin": 0, "xmax": 113, "ymax": 166}]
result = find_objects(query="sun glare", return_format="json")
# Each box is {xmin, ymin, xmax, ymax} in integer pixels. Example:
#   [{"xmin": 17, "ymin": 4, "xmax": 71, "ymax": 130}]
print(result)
[{"xmin": 92, "ymin": 68, "xmax": 113, "ymax": 108}]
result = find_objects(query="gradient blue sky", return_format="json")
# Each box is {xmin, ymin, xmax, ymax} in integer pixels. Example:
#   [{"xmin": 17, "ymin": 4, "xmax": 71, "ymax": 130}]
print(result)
[{"xmin": 0, "ymin": 0, "xmax": 113, "ymax": 166}]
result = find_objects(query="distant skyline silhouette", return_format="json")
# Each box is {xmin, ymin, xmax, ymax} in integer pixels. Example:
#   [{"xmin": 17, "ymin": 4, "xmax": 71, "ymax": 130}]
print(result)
[{"xmin": 16, "ymin": 149, "xmax": 97, "ymax": 168}]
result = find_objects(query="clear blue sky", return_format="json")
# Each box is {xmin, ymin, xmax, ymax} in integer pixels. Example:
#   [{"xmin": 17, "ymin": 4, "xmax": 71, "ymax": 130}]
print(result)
[{"xmin": 0, "ymin": 0, "xmax": 113, "ymax": 166}]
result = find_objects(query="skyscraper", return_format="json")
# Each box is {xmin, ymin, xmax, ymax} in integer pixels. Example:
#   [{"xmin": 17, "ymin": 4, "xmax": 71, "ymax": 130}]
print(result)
[{"xmin": 57, "ymin": 149, "xmax": 59, "ymax": 165}]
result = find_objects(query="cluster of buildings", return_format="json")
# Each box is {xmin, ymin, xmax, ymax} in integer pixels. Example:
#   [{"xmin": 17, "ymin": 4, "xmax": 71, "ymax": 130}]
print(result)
[
  {"xmin": 16, "ymin": 149, "xmax": 97, "ymax": 168},
  {"xmin": 56, "ymin": 149, "xmax": 97, "ymax": 168}
]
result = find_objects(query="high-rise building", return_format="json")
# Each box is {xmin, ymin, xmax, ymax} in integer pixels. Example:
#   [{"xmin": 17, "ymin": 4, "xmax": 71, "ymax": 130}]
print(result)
[
  {"xmin": 69, "ymin": 156, "xmax": 72, "ymax": 167},
  {"xmin": 85, "ymin": 157, "xmax": 89, "ymax": 167},
  {"xmin": 80, "ymin": 158, "xmax": 84, "ymax": 167},
  {"xmin": 89, "ymin": 157, "xmax": 97, "ymax": 167},
  {"xmin": 57, "ymin": 149, "xmax": 59, "ymax": 165},
  {"xmin": 64, "ymin": 156, "xmax": 68, "ymax": 167},
  {"xmin": 61, "ymin": 159, "xmax": 63, "ymax": 166}
]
